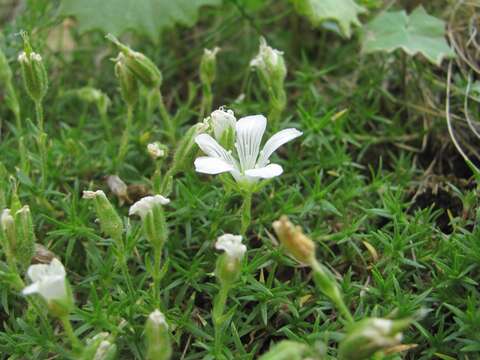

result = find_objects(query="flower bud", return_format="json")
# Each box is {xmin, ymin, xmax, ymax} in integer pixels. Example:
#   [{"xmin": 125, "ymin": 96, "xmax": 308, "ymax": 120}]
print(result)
[
  {"xmin": 200, "ymin": 47, "xmax": 220, "ymax": 85},
  {"xmin": 209, "ymin": 108, "xmax": 236, "ymax": 147},
  {"xmin": 81, "ymin": 332, "xmax": 117, "ymax": 360},
  {"xmin": 272, "ymin": 216, "xmax": 315, "ymax": 265},
  {"xmin": 145, "ymin": 309, "xmax": 172, "ymax": 360},
  {"xmin": 147, "ymin": 142, "xmax": 168, "ymax": 160},
  {"xmin": 107, "ymin": 34, "xmax": 162, "ymax": 89},
  {"xmin": 1, "ymin": 209, "xmax": 16, "ymax": 260},
  {"xmin": 18, "ymin": 32, "xmax": 48, "ymax": 103},
  {"xmin": 338, "ymin": 317, "xmax": 411, "ymax": 360},
  {"xmin": 22, "ymin": 258, "xmax": 74, "ymax": 318},
  {"xmin": 250, "ymin": 37, "xmax": 286, "ymax": 85},
  {"xmin": 215, "ymin": 234, "xmax": 246, "ymax": 285},
  {"xmin": 14, "ymin": 206, "xmax": 36, "ymax": 270},
  {"xmin": 129, "ymin": 195, "xmax": 170, "ymax": 249},
  {"xmin": 170, "ymin": 121, "xmax": 209, "ymax": 173},
  {"xmin": 114, "ymin": 53, "xmax": 139, "ymax": 107},
  {"xmin": 83, "ymin": 190, "xmax": 124, "ymax": 241},
  {"xmin": 258, "ymin": 340, "xmax": 310, "ymax": 360},
  {"xmin": 75, "ymin": 87, "xmax": 111, "ymax": 114}
]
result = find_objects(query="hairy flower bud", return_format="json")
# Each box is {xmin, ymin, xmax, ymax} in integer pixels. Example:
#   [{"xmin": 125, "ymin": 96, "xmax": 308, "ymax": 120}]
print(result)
[
  {"xmin": 147, "ymin": 142, "xmax": 167, "ymax": 160},
  {"xmin": 114, "ymin": 53, "xmax": 139, "ymax": 107},
  {"xmin": 272, "ymin": 216, "xmax": 315, "ymax": 265},
  {"xmin": 18, "ymin": 39, "xmax": 48, "ymax": 103},
  {"xmin": 215, "ymin": 234, "xmax": 246, "ymax": 285},
  {"xmin": 83, "ymin": 190, "xmax": 124, "ymax": 241},
  {"xmin": 107, "ymin": 34, "xmax": 162, "ymax": 89},
  {"xmin": 171, "ymin": 121, "xmax": 209, "ymax": 173},
  {"xmin": 145, "ymin": 309, "xmax": 172, "ymax": 360},
  {"xmin": 14, "ymin": 206, "xmax": 36, "ymax": 269},
  {"xmin": 250, "ymin": 37, "xmax": 286, "ymax": 84},
  {"xmin": 258, "ymin": 340, "xmax": 310, "ymax": 360},
  {"xmin": 200, "ymin": 47, "xmax": 220, "ymax": 85},
  {"xmin": 338, "ymin": 317, "xmax": 411, "ymax": 360},
  {"xmin": 129, "ymin": 195, "xmax": 170, "ymax": 249},
  {"xmin": 1, "ymin": 209, "xmax": 16, "ymax": 259}
]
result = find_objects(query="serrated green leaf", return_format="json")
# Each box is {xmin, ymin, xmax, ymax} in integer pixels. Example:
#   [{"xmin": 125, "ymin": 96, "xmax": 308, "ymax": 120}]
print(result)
[
  {"xmin": 58, "ymin": 0, "xmax": 222, "ymax": 42},
  {"xmin": 362, "ymin": 6, "xmax": 455, "ymax": 66},
  {"xmin": 290, "ymin": 0, "xmax": 366, "ymax": 38}
]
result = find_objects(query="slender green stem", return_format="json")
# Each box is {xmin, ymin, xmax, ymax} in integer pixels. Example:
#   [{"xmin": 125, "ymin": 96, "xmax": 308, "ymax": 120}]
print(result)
[
  {"xmin": 60, "ymin": 315, "xmax": 83, "ymax": 351},
  {"xmin": 310, "ymin": 259, "xmax": 353, "ymax": 324},
  {"xmin": 117, "ymin": 105, "xmax": 133, "ymax": 170},
  {"xmin": 152, "ymin": 244, "xmax": 163, "ymax": 308},
  {"xmin": 240, "ymin": 191, "xmax": 252, "ymax": 236},
  {"xmin": 35, "ymin": 101, "xmax": 44, "ymax": 133},
  {"xmin": 98, "ymin": 105, "xmax": 112, "ymax": 140},
  {"xmin": 116, "ymin": 238, "xmax": 135, "ymax": 295},
  {"xmin": 201, "ymin": 82, "xmax": 213, "ymax": 119},
  {"xmin": 34, "ymin": 101, "xmax": 48, "ymax": 188},
  {"xmin": 213, "ymin": 284, "xmax": 230, "ymax": 358},
  {"xmin": 156, "ymin": 89, "xmax": 175, "ymax": 143}
]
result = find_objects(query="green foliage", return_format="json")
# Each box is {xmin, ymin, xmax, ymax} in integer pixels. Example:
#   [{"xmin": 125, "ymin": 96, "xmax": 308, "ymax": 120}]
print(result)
[
  {"xmin": 362, "ymin": 6, "xmax": 455, "ymax": 66},
  {"xmin": 290, "ymin": 0, "xmax": 366, "ymax": 38},
  {"xmin": 58, "ymin": 0, "xmax": 222, "ymax": 42}
]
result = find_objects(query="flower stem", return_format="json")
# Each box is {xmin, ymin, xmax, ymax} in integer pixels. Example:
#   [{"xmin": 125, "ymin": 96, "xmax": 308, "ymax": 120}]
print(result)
[
  {"xmin": 240, "ymin": 191, "xmax": 252, "ymax": 236},
  {"xmin": 35, "ymin": 101, "xmax": 48, "ymax": 188},
  {"xmin": 117, "ymin": 105, "xmax": 133, "ymax": 170},
  {"xmin": 213, "ymin": 284, "xmax": 230, "ymax": 358},
  {"xmin": 310, "ymin": 258, "xmax": 353, "ymax": 324},
  {"xmin": 156, "ymin": 88, "xmax": 175, "ymax": 143},
  {"xmin": 152, "ymin": 244, "xmax": 163, "ymax": 308},
  {"xmin": 60, "ymin": 315, "xmax": 83, "ymax": 352},
  {"xmin": 200, "ymin": 82, "xmax": 213, "ymax": 119}
]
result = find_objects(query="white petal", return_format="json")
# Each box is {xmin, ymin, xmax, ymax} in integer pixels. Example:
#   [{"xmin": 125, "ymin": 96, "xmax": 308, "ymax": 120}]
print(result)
[
  {"xmin": 27, "ymin": 263, "xmax": 51, "ymax": 282},
  {"xmin": 37, "ymin": 276, "xmax": 67, "ymax": 301},
  {"xmin": 129, "ymin": 195, "xmax": 170, "ymax": 218},
  {"xmin": 149, "ymin": 309, "xmax": 168, "ymax": 328},
  {"xmin": 48, "ymin": 258, "xmax": 67, "ymax": 276},
  {"xmin": 257, "ymin": 128, "xmax": 302, "ymax": 167},
  {"xmin": 215, "ymin": 234, "xmax": 246, "ymax": 260},
  {"xmin": 235, "ymin": 115, "xmax": 266, "ymax": 171},
  {"xmin": 22, "ymin": 283, "xmax": 40, "ymax": 295},
  {"xmin": 194, "ymin": 157, "xmax": 234, "ymax": 174},
  {"xmin": 245, "ymin": 164, "xmax": 283, "ymax": 178},
  {"xmin": 195, "ymin": 134, "xmax": 236, "ymax": 166}
]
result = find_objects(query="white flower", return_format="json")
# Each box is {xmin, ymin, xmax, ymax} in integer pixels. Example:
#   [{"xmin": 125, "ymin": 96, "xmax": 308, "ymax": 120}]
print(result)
[
  {"xmin": 82, "ymin": 190, "xmax": 105, "ymax": 199},
  {"xmin": 148, "ymin": 309, "xmax": 168, "ymax": 329},
  {"xmin": 194, "ymin": 111, "xmax": 302, "ymax": 182},
  {"xmin": 250, "ymin": 37, "xmax": 284, "ymax": 73},
  {"xmin": 147, "ymin": 143, "xmax": 166, "ymax": 159},
  {"xmin": 215, "ymin": 234, "xmax": 246, "ymax": 260},
  {"xmin": 1, "ymin": 209, "xmax": 14, "ymax": 230},
  {"xmin": 18, "ymin": 51, "xmax": 42, "ymax": 63},
  {"xmin": 129, "ymin": 195, "xmax": 170, "ymax": 219},
  {"xmin": 203, "ymin": 47, "xmax": 220, "ymax": 60},
  {"xmin": 22, "ymin": 258, "xmax": 68, "ymax": 302}
]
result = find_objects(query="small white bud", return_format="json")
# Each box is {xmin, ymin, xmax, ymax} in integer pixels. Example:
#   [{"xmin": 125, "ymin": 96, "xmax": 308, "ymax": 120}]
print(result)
[
  {"xmin": 129, "ymin": 195, "xmax": 170, "ymax": 219},
  {"xmin": 147, "ymin": 143, "xmax": 166, "ymax": 159}
]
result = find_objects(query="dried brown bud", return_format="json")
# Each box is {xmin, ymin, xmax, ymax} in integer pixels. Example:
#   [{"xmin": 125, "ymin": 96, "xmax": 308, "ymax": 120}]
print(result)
[
  {"xmin": 32, "ymin": 243, "xmax": 56, "ymax": 264},
  {"xmin": 106, "ymin": 175, "xmax": 131, "ymax": 205},
  {"xmin": 272, "ymin": 216, "xmax": 315, "ymax": 264}
]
